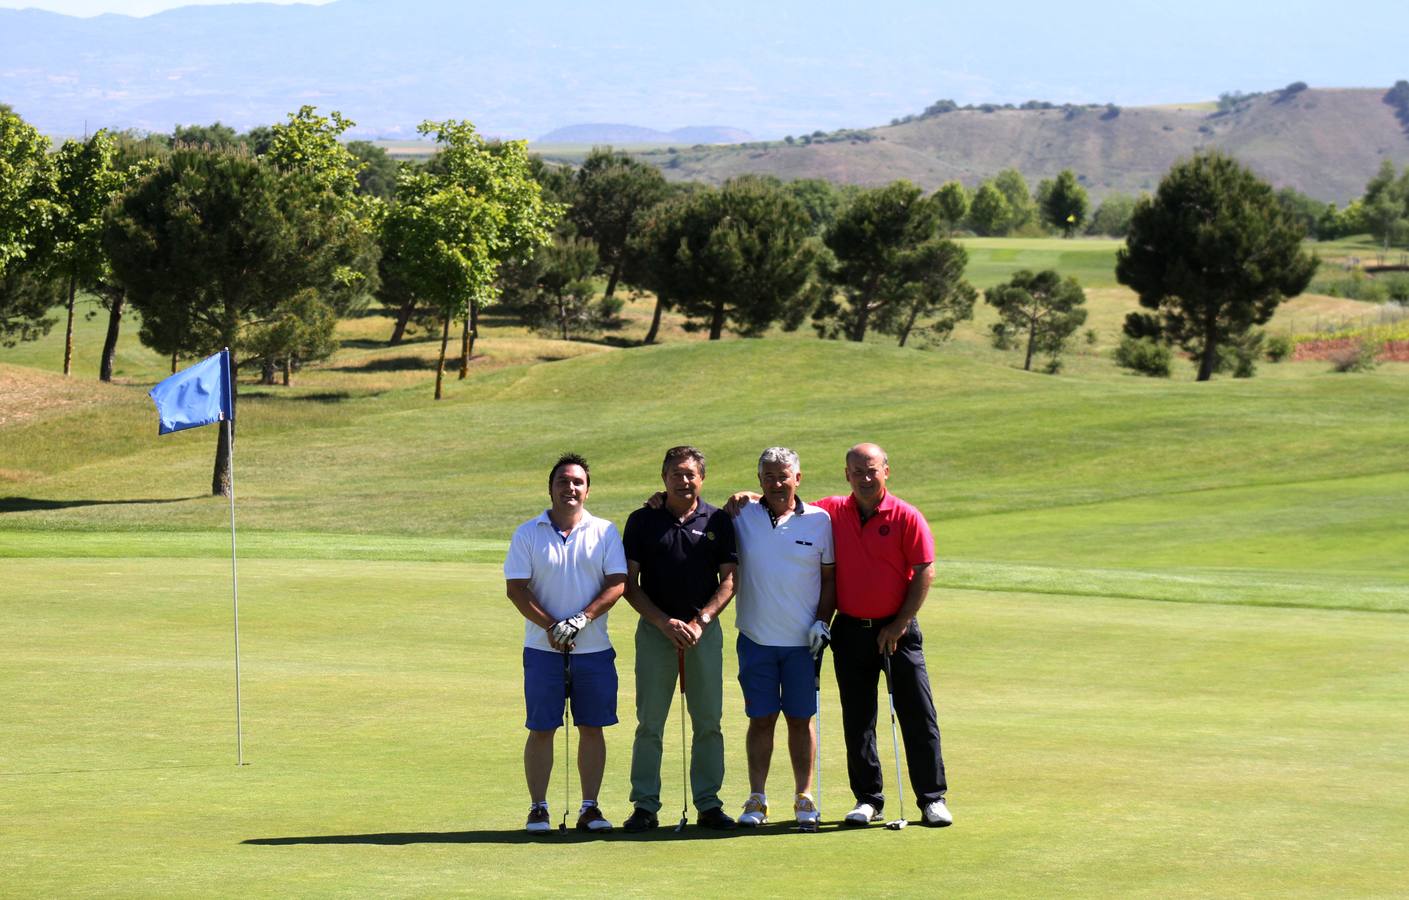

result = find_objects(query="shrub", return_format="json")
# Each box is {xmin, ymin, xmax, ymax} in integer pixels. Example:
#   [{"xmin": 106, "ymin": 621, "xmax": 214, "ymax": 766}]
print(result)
[
  {"xmin": 1319, "ymin": 270, "xmax": 1388, "ymax": 302},
  {"xmin": 1114, "ymin": 336, "xmax": 1172, "ymax": 377},
  {"xmin": 1330, "ymin": 339, "xmax": 1379, "ymax": 372},
  {"xmin": 1265, "ymin": 334, "xmax": 1293, "ymax": 362},
  {"xmin": 989, "ymin": 322, "xmax": 1016, "ymax": 350},
  {"xmin": 1230, "ymin": 330, "xmax": 1265, "ymax": 378},
  {"xmin": 1381, "ymin": 273, "xmax": 1409, "ymax": 302}
]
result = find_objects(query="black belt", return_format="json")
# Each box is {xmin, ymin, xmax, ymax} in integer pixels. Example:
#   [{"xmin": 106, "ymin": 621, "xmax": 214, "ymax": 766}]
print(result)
[{"xmin": 837, "ymin": 612, "xmax": 898, "ymax": 629}]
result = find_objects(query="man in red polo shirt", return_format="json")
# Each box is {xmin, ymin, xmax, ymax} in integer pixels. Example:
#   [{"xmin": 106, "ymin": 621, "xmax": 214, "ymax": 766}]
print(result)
[{"xmin": 811, "ymin": 442, "xmax": 951, "ymax": 828}]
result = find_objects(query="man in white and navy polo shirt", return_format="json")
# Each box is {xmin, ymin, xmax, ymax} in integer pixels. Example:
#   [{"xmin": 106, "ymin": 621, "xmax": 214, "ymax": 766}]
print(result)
[
  {"xmin": 731, "ymin": 447, "xmax": 835, "ymax": 831},
  {"xmin": 504, "ymin": 452, "xmax": 627, "ymax": 834}
]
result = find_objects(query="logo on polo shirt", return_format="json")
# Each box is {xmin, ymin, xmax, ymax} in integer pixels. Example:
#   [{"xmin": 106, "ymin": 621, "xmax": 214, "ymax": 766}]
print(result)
[
  {"xmin": 705, "ymin": 531, "xmax": 716, "ymax": 540},
  {"xmin": 795, "ymin": 540, "xmax": 813, "ymax": 546},
  {"xmin": 878, "ymin": 525, "xmax": 891, "ymax": 536}
]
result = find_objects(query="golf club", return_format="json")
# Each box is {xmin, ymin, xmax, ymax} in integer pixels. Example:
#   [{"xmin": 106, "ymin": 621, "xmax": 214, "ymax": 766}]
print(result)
[
  {"xmin": 674, "ymin": 649, "xmax": 688, "ymax": 833},
  {"xmin": 560, "ymin": 648, "xmax": 572, "ymax": 833},
  {"xmin": 806, "ymin": 639, "xmax": 829, "ymax": 833},
  {"xmin": 882, "ymin": 649, "xmax": 908, "ymax": 831}
]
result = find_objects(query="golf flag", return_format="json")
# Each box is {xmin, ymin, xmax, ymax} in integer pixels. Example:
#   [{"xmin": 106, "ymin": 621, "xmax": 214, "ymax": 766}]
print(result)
[
  {"xmin": 146, "ymin": 347, "xmax": 246, "ymax": 765},
  {"xmin": 149, "ymin": 350, "xmax": 233, "ymax": 435}
]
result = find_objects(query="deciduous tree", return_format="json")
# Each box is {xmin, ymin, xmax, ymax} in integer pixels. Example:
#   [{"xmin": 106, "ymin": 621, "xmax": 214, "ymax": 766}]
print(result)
[
  {"xmin": 1115, "ymin": 151, "xmax": 1317, "ymax": 381},
  {"xmin": 1040, "ymin": 169, "xmax": 1089, "ymax": 237},
  {"xmin": 934, "ymin": 181, "xmax": 969, "ymax": 236},
  {"xmin": 1087, "ymin": 193, "xmax": 1139, "ymax": 237},
  {"xmin": 41, "ymin": 131, "xmax": 132, "ymax": 376},
  {"xmin": 967, "ymin": 182, "xmax": 1011, "ymax": 237},
  {"xmin": 381, "ymin": 120, "xmax": 557, "ymax": 396},
  {"xmin": 993, "ymin": 168, "xmax": 1037, "ymax": 232},
  {"xmin": 0, "ymin": 106, "xmax": 51, "ymax": 279},
  {"xmin": 0, "ymin": 107, "xmax": 55, "ymax": 346},
  {"xmin": 1361, "ymin": 159, "xmax": 1408, "ymax": 258}
]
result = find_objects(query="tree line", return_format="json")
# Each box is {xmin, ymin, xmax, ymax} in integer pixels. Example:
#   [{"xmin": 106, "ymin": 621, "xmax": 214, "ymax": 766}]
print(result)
[{"xmin": 1, "ymin": 103, "xmax": 1326, "ymax": 489}]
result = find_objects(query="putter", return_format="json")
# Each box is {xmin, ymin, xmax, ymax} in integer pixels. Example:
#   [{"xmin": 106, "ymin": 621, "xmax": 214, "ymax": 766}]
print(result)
[
  {"xmin": 801, "ymin": 639, "xmax": 829, "ymax": 833},
  {"xmin": 674, "ymin": 649, "xmax": 689, "ymax": 833},
  {"xmin": 882, "ymin": 649, "xmax": 908, "ymax": 831},
  {"xmin": 560, "ymin": 649, "xmax": 572, "ymax": 833}
]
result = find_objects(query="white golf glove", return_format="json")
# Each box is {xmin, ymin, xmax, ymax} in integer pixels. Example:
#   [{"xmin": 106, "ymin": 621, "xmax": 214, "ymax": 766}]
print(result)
[
  {"xmin": 551, "ymin": 613, "xmax": 589, "ymax": 647},
  {"xmin": 808, "ymin": 620, "xmax": 831, "ymax": 656}
]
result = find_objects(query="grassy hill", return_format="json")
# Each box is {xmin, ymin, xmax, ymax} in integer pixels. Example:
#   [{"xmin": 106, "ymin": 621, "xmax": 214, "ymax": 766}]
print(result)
[
  {"xmin": 641, "ymin": 88, "xmax": 1409, "ymax": 203},
  {"xmin": 2, "ymin": 262, "xmax": 1406, "ymax": 895}
]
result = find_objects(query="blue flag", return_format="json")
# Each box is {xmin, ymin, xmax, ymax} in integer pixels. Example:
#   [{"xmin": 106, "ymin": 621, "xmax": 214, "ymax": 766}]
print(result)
[{"xmin": 149, "ymin": 350, "xmax": 234, "ymax": 435}]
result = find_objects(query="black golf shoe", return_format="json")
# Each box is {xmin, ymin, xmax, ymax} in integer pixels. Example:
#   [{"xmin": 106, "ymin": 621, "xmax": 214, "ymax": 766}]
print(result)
[
  {"xmin": 525, "ymin": 804, "xmax": 551, "ymax": 834},
  {"xmin": 696, "ymin": 805, "xmax": 737, "ymax": 829},
  {"xmin": 623, "ymin": 807, "xmax": 659, "ymax": 832}
]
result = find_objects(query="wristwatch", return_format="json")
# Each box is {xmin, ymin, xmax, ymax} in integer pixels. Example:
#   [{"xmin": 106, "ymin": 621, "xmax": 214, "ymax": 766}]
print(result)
[{"xmin": 698, "ymin": 611, "xmax": 713, "ymax": 627}]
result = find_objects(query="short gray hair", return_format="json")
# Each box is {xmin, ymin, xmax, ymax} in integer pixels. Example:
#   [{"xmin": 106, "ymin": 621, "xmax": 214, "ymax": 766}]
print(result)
[{"xmin": 757, "ymin": 446, "xmax": 800, "ymax": 476}]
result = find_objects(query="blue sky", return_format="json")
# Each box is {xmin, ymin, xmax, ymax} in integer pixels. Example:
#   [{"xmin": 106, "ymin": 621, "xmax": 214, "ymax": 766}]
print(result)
[
  {"xmin": 2, "ymin": 0, "xmax": 1406, "ymax": 139},
  {"xmin": 0, "ymin": 0, "xmax": 329, "ymax": 14}
]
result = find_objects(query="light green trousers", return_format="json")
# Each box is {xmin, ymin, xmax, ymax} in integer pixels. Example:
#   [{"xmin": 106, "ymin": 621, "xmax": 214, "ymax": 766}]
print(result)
[{"xmin": 628, "ymin": 617, "xmax": 726, "ymax": 814}]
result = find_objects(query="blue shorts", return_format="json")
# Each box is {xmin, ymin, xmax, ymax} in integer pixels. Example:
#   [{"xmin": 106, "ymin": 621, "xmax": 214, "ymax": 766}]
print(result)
[
  {"xmin": 523, "ymin": 647, "xmax": 618, "ymax": 731},
  {"xmin": 736, "ymin": 634, "xmax": 816, "ymax": 719}
]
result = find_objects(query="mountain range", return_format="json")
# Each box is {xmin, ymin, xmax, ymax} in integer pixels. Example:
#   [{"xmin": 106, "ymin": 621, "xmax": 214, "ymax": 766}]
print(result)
[
  {"xmin": 535, "ymin": 124, "xmax": 751, "ymax": 145},
  {"xmin": 2, "ymin": 0, "xmax": 1404, "ymax": 142},
  {"xmin": 638, "ymin": 88, "xmax": 1409, "ymax": 204}
]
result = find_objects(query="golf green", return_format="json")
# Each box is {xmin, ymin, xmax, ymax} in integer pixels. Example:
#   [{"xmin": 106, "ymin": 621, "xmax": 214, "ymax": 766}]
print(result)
[{"xmin": 3, "ymin": 554, "xmax": 1405, "ymax": 896}]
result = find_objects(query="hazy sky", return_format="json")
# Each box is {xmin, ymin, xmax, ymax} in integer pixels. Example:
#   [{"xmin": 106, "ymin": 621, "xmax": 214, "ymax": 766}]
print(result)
[{"xmin": 0, "ymin": 0, "xmax": 329, "ymax": 15}]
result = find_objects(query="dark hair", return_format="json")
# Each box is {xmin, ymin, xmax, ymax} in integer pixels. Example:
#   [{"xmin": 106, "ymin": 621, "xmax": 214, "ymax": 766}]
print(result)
[
  {"xmin": 661, "ymin": 445, "xmax": 706, "ymax": 478},
  {"xmin": 549, "ymin": 452, "xmax": 591, "ymax": 490}
]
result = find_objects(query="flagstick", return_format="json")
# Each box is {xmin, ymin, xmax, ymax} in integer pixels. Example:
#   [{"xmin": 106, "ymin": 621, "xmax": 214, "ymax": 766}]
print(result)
[{"xmin": 226, "ymin": 414, "xmax": 245, "ymax": 766}]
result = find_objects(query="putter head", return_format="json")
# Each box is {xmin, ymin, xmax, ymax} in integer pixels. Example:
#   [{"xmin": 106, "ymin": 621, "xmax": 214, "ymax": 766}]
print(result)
[
  {"xmin": 885, "ymin": 818, "xmax": 908, "ymax": 830},
  {"xmin": 558, "ymin": 822, "xmax": 567, "ymax": 833},
  {"xmin": 674, "ymin": 815, "xmax": 687, "ymax": 833}
]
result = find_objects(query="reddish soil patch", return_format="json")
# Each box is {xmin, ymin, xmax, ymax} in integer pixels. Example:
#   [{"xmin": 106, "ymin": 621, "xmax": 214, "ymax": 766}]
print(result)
[{"xmin": 1292, "ymin": 338, "xmax": 1409, "ymax": 362}]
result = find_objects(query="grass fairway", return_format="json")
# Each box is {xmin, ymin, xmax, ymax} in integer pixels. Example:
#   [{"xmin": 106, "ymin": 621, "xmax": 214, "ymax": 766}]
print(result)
[
  {"xmin": 957, "ymin": 237, "xmax": 1124, "ymax": 289},
  {"xmin": 3, "ymin": 286, "xmax": 1408, "ymax": 895}
]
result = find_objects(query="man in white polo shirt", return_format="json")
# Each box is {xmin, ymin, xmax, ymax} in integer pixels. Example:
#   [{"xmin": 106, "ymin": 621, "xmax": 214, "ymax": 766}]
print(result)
[
  {"xmin": 504, "ymin": 452, "xmax": 628, "ymax": 834},
  {"xmin": 731, "ymin": 447, "xmax": 835, "ymax": 831}
]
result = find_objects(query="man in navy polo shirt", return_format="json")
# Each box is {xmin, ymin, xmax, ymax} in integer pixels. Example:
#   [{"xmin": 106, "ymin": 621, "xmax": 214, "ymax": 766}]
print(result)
[
  {"xmin": 621, "ymin": 446, "xmax": 739, "ymax": 832},
  {"xmin": 505, "ymin": 452, "xmax": 627, "ymax": 834}
]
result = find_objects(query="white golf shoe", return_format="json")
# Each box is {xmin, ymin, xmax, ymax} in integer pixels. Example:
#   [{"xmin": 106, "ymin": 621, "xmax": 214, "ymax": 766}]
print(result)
[
  {"xmin": 738, "ymin": 793, "xmax": 769, "ymax": 827},
  {"xmin": 922, "ymin": 798, "xmax": 953, "ymax": 827},
  {"xmin": 843, "ymin": 802, "xmax": 881, "ymax": 827},
  {"xmin": 794, "ymin": 793, "xmax": 820, "ymax": 831}
]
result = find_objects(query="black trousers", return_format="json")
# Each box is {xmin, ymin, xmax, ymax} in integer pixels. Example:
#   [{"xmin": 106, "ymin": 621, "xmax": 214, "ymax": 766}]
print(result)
[{"xmin": 831, "ymin": 614, "xmax": 947, "ymax": 812}]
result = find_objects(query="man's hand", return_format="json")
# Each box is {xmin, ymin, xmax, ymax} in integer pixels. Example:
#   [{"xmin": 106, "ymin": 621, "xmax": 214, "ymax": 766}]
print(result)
[
  {"xmin": 808, "ymin": 620, "xmax": 831, "ymax": 656},
  {"xmin": 723, "ymin": 491, "xmax": 761, "ymax": 517},
  {"xmin": 659, "ymin": 617, "xmax": 700, "ymax": 650},
  {"xmin": 551, "ymin": 613, "xmax": 589, "ymax": 649},
  {"xmin": 643, "ymin": 491, "xmax": 666, "ymax": 510},
  {"xmin": 876, "ymin": 619, "xmax": 909, "ymax": 656}
]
